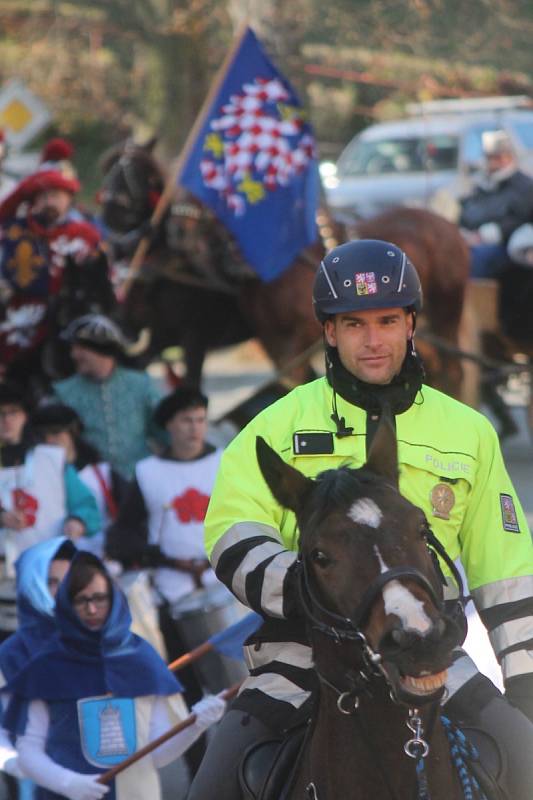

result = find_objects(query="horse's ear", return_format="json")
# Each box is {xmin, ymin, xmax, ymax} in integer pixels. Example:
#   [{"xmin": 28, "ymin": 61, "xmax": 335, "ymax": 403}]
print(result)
[
  {"xmin": 256, "ymin": 436, "xmax": 313, "ymax": 514},
  {"xmin": 365, "ymin": 415, "xmax": 399, "ymax": 488},
  {"xmin": 141, "ymin": 136, "xmax": 158, "ymax": 153}
]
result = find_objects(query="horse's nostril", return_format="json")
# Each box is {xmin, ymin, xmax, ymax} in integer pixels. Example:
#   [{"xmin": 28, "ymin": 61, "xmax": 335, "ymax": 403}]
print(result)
[
  {"xmin": 390, "ymin": 628, "xmax": 410, "ymax": 648},
  {"xmin": 428, "ymin": 618, "xmax": 447, "ymax": 641}
]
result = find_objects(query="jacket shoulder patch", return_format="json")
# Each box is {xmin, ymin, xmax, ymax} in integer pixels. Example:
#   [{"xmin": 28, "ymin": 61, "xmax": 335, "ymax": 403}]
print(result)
[{"xmin": 500, "ymin": 493, "xmax": 520, "ymax": 533}]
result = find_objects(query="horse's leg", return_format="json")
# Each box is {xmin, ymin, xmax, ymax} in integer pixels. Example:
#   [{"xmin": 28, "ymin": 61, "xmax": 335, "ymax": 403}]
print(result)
[
  {"xmin": 476, "ymin": 331, "xmax": 519, "ymax": 438},
  {"xmin": 6, "ymin": 346, "xmax": 52, "ymax": 401},
  {"xmin": 180, "ymin": 330, "xmax": 207, "ymax": 389}
]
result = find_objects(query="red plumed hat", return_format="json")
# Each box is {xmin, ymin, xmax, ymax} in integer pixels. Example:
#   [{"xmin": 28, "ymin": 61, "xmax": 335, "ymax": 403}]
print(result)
[
  {"xmin": 40, "ymin": 137, "xmax": 74, "ymax": 164},
  {"xmin": 30, "ymin": 169, "xmax": 81, "ymax": 195}
]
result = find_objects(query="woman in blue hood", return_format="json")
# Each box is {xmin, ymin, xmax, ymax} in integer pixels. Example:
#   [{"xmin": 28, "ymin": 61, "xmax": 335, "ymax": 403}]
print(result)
[
  {"xmin": 0, "ymin": 536, "xmax": 75, "ymax": 786},
  {"xmin": 0, "ymin": 536, "xmax": 76, "ymax": 687},
  {"xmin": 6, "ymin": 552, "xmax": 225, "ymax": 800}
]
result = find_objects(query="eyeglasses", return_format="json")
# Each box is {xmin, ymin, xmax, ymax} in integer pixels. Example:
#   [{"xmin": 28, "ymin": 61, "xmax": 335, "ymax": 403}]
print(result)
[
  {"xmin": 73, "ymin": 593, "xmax": 111, "ymax": 610},
  {"xmin": 0, "ymin": 408, "xmax": 25, "ymax": 419}
]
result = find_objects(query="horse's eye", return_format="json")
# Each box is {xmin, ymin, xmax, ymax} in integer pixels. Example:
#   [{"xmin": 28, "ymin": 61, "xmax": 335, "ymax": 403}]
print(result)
[{"xmin": 310, "ymin": 549, "xmax": 332, "ymax": 568}]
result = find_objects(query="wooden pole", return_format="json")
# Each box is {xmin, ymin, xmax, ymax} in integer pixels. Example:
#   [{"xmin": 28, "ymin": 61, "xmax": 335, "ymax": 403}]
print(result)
[
  {"xmin": 117, "ymin": 23, "xmax": 251, "ymax": 301},
  {"xmin": 97, "ymin": 682, "xmax": 241, "ymax": 784},
  {"xmin": 167, "ymin": 640, "xmax": 214, "ymax": 672}
]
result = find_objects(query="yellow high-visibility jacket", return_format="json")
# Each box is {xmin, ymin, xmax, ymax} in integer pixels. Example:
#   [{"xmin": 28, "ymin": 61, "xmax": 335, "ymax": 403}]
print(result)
[{"xmin": 206, "ymin": 378, "xmax": 533, "ymax": 728}]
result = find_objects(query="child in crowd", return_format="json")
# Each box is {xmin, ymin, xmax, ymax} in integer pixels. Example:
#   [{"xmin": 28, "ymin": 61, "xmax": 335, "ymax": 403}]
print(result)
[
  {"xmin": 0, "ymin": 383, "xmax": 100, "ymax": 572},
  {"xmin": 30, "ymin": 405, "xmax": 128, "ymax": 556}
]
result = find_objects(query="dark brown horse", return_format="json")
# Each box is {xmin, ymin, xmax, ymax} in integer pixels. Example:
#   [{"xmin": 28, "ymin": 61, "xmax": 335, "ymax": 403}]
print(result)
[
  {"xmin": 100, "ymin": 140, "xmax": 321, "ymax": 387},
  {"xmin": 100, "ymin": 141, "xmax": 470, "ymax": 396},
  {"xmin": 255, "ymin": 422, "xmax": 469, "ymax": 799}
]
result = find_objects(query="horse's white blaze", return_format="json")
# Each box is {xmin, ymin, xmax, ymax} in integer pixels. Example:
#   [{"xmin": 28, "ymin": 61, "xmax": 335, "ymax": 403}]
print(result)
[
  {"xmin": 348, "ymin": 498, "xmax": 383, "ymax": 528},
  {"xmin": 373, "ymin": 546, "xmax": 432, "ymax": 634}
]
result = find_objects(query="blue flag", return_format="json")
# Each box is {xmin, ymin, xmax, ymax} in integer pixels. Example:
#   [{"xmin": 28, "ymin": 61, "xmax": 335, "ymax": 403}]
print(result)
[
  {"xmin": 209, "ymin": 612, "xmax": 262, "ymax": 660},
  {"xmin": 179, "ymin": 27, "xmax": 320, "ymax": 282}
]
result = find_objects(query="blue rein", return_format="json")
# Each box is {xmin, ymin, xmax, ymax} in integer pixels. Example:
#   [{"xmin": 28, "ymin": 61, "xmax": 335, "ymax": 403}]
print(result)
[{"xmin": 441, "ymin": 716, "xmax": 489, "ymax": 800}]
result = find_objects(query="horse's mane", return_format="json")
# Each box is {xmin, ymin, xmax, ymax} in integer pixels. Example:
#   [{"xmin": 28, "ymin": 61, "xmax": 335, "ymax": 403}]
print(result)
[
  {"xmin": 99, "ymin": 141, "xmax": 165, "ymax": 184},
  {"xmin": 99, "ymin": 143, "xmax": 125, "ymax": 173},
  {"xmin": 303, "ymin": 466, "xmax": 382, "ymax": 531}
]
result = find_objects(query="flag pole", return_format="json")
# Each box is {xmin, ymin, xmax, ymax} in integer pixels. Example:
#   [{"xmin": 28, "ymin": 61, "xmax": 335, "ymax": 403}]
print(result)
[
  {"xmin": 97, "ymin": 682, "xmax": 241, "ymax": 784},
  {"xmin": 117, "ymin": 22, "xmax": 251, "ymax": 301},
  {"xmin": 167, "ymin": 640, "xmax": 214, "ymax": 672}
]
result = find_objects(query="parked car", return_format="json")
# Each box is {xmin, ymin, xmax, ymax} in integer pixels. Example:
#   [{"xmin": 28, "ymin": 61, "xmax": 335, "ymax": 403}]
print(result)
[{"xmin": 321, "ymin": 96, "xmax": 533, "ymax": 223}]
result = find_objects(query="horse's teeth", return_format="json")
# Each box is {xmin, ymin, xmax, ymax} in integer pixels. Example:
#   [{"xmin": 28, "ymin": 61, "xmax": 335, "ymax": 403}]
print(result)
[{"xmin": 402, "ymin": 669, "xmax": 447, "ymax": 693}]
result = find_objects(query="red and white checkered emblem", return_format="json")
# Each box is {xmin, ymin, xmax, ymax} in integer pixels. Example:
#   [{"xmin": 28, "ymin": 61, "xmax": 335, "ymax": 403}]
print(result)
[
  {"xmin": 355, "ymin": 272, "xmax": 378, "ymax": 296},
  {"xmin": 200, "ymin": 78, "xmax": 316, "ymax": 216}
]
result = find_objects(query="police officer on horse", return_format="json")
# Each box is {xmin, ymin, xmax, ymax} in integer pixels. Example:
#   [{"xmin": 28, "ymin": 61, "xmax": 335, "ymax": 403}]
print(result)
[{"xmin": 188, "ymin": 240, "xmax": 533, "ymax": 800}]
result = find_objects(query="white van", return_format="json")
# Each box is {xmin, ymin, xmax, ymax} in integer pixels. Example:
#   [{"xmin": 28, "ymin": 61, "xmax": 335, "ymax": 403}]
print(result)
[{"xmin": 322, "ymin": 96, "xmax": 533, "ymax": 223}]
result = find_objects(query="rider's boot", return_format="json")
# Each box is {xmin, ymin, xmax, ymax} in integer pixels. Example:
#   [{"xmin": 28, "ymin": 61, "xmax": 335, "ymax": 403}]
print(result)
[{"xmin": 186, "ymin": 708, "xmax": 279, "ymax": 800}]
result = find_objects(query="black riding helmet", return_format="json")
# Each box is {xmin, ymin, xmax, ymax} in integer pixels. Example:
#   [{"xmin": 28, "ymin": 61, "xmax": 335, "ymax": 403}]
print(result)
[{"xmin": 313, "ymin": 239, "xmax": 423, "ymax": 323}]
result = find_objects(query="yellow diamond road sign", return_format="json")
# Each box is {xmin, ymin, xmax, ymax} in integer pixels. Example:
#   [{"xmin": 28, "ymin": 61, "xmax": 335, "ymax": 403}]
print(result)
[
  {"xmin": 0, "ymin": 80, "xmax": 51, "ymax": 149},
  {"xmin": 3, "ymin": 99, "xmax": 33, "ymax": 133}
]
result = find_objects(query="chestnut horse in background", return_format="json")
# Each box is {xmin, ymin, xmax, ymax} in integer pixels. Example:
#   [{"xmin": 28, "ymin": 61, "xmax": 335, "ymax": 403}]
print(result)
[{"xmin": 100, "ymin": 140, "xmax": 469, "ymax": 397}]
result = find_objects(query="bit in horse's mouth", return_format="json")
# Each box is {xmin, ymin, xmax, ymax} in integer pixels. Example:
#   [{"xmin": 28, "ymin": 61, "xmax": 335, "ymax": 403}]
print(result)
[{"xmin": 399, "ymin": 669, "xmax": 448, "ymax": 696}]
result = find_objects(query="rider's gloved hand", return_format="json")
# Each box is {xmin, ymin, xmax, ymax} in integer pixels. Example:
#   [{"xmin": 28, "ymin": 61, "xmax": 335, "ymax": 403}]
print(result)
[
  {"xmin": 191, "ymin": 695, "xmax": 226, "ymax": 730},
  {"xmin": 2, "ymin": 754, "xmax": 24, "ymax": 779},
  {"xmin": 60, "ymin": 771, "xmax": 110, "ymax": 800}
]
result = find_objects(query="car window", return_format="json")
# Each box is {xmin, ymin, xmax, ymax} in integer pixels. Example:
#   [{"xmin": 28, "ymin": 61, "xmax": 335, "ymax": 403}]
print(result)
[
  {"xmin": 425, "ymin": 136, "xmax": 458, "ymax": 170},
  {"xmin": 509, "ymin": 120, "xmax": 533, "ymax": 149},
  {"xmin": 337, "ymin": 135, "xmax": 458, "ymax": 176}
]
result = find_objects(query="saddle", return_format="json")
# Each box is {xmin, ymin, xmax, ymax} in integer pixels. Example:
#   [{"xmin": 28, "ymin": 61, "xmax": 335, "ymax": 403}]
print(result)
[
  {"xmin": 461, "ymin": 725, "xmax": 508, "ymax": 800},
  {"xmin": 164, "ymin": 201, "xmax": 255, "ymax": 291},
  {"xmin": 238, "ymin": 723, "xmax": 309, "ymax": 800},
  {"xmin": 237, "ymin": 719, "xmax": 507, "ymax": 800}
]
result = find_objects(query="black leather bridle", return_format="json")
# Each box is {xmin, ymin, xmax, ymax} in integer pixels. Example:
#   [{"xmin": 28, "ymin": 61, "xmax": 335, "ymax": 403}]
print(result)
[
  {"xmin": 298, "ymin": 528, "xmax": 468, "ymax": 799},
  {"xmin": 101, "ymin": 155, "xmax": 151, "ymax": 221},
  {"xmin": 297, "ymin": 526, "xmax": 467, "ymax": 677}
]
